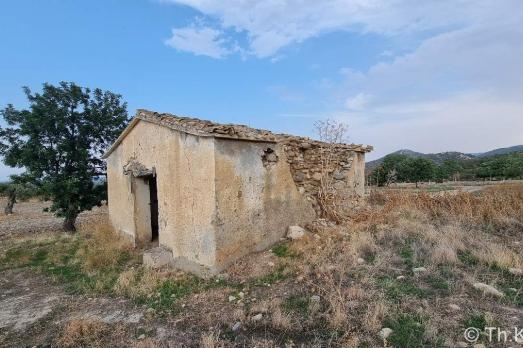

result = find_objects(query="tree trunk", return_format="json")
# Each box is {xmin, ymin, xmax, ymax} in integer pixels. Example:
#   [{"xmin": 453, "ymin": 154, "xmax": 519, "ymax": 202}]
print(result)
[
  {"xmin": 63, "ymin": 215, "xmax": 77, "ymax": 232},
  {"xmin": 4, "ymin": 191, "xmax": 16, "ymax": 215}
]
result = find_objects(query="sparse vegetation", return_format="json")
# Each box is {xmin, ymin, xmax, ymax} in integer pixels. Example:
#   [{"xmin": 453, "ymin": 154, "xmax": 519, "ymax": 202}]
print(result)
[{"xmin": 1, "ymin": 182, "xmax": 522, "ymax": 346}]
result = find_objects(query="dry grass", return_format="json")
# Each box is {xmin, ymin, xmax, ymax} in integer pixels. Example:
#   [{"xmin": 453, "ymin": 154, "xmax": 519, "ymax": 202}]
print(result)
[
  {"xmin": 132, "ymin": 339, "xmax": 162, "ymax": 348},
  {"xmin": 76, "ymin": 219, "xmax": 134, "ymax": 272},
  {"xmin": 270, "ymin": 183, "xmax": 523, "ymax": 346},
  {"xmin": 200, "ymin": 330, "xmax": 222, "ymax": 348},
  {"xmin": 474, "ymin": 243, "xmax": 522, "ymax": 269},
  {"xmin": 4, "ymin": 183, "xmax": 522, "ymax": 347},
  {"xmin": 366, "ymin": 183, "xmax": 523, "ymax": 226},
  {"xmin": 113, "ymin": 267, "xmax": 163, "ymax": 298},
  {"xmin": 269, "ymin": 299, "xmax": 293, "ymax": 331},
  {"xmin": 58, "ymin": 319, "xmax": 110, "ymax": 347}
]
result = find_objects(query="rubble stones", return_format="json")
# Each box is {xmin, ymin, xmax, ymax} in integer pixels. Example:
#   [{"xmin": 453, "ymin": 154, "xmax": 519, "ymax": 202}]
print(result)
[
  {"xmin": 473, "ymin": 282, "xmax": 504, "ymax": 297},
  {"xmin": 287, "ymin": 226, "xmax": 306, "ymax": 240},
  {"xmin": 380, "ymin": 328, "xmax": 393, "ymax": 339}
]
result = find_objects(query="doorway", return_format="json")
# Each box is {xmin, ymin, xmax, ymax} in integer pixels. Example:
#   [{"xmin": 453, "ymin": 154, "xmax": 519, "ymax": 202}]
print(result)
[{"xmin": 148, "ymin": 175, "xmax": 159, "ymax": 242}]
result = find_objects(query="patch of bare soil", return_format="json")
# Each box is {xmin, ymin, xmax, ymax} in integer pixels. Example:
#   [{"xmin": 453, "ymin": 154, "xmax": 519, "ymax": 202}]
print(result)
[
  {"xmin": 0, "ymin": 268, "xmax": 152, "ymax": 347},
  {"xmin": 1, "ymin": 184, "xmax": 522, "ymax": 347},
  {"xmin": 0, "ymin": 198, "xmax": 106, "ymax": 241}
]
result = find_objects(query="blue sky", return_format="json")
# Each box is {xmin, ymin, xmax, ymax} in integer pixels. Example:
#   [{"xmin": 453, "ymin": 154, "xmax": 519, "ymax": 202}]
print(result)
[{"xmin": 1, "ymin": 0, "xmax": 522, "ymax": 179}]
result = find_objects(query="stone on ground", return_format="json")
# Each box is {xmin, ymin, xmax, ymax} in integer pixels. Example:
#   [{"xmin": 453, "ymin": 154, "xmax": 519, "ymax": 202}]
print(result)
[
  {"xmin": 232, "ymin": 322, "xmax": 241, "ymax": 332},
  {"xmin": 380, "ymin": 327, "xmax": 393, "ymax": 339},
  {"xmin": 287, "ymin": 225, "xmax": 306, "ymax": 240},
  {"xmin": 143, "ymin": 247, "xmax": 174, "ymax": 269},
  {"xmin": 473, "ymin": 282, "xmax": 504, "ymax": 298},
  {"xmin": 509, "ymin": 268, "xmax": 522, "ymax": 276},
  {"xmin": 448, "ymin": 304, "xmax": 461, "ymax": 311}
]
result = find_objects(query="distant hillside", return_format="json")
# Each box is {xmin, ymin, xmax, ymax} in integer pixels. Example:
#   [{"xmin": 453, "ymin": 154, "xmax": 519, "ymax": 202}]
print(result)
[
  {"xmin": 366, "ymin": 145, "xmax": 523, "ymax": 171},
  {"xmin": 475, "ymin": 145, "xmax": 523, "ymax": 158}
]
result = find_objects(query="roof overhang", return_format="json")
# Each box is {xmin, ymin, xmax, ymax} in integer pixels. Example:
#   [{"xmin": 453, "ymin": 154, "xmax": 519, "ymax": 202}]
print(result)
[{"xmin": 102, "ymin": 114, "xmax": 278, "ymax": 159}]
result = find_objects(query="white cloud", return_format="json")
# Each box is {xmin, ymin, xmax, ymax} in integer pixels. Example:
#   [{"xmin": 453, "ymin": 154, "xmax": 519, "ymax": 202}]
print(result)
[
  {"xmin": 160, "ymin": 0, "xmax": 523, "ymax": 159},
  {"xmin": 345, "ymin": 93, "xmax": 371, "ymax": 110},
  {"xmin": 325, "ymin": 2, "xmax": 523, "ymax": 158},
  {"xmin": 347, "ymin": 92, "xmax": 523, "ymax": 160},
  {"xmin": 163, "ymin": 0, "xmax": 509, "ymax": 58},
  {"xmin": 165, "ymin": 25, "xmax": 230, "ymax": 58}
]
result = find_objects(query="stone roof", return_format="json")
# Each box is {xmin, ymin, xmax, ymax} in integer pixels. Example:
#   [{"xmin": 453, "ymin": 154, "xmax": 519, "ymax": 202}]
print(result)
[{"xmin": 103, "ymin": 109, "xmax": 373, "ymax": 158}]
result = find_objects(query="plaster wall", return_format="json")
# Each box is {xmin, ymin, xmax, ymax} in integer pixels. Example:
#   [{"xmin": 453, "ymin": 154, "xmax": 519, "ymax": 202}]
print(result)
[
  {"xmin": 213, "ymin": 139, "xmax": 315, "ymax": 270},
  {"xmin": 106, "ymin": 120, "xmax": 217, "ymax": 270}
]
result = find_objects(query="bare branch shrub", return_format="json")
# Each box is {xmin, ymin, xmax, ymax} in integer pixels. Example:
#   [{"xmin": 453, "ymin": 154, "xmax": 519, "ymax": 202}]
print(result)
[{"xmin": 313, "ymin": 119, "xmax": 349, "ymax": 222}]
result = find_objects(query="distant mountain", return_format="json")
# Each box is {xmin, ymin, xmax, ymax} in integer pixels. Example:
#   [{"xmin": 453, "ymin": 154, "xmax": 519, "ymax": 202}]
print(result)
[
  {"xmin": 366, "ymin": 145, "xmax": 523, "ymax": 171},
  {"xmin": 474, "ymin": 145, "xmax": 523, "ymax": 158}
]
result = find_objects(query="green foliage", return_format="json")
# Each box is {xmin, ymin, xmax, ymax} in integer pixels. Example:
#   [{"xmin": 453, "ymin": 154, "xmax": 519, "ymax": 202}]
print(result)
[
  {"xmin": 283, "ymin": 295, "xmax": 310, "ymax": 315},
  {"xmin": 138, "ymin": 277, "xmax": 204, "ymax": 312},
  {"xmin": 369, "ymin": 154, "xmax": 409, "ymax": 186},
  {"xmin": 425, "ymin": 275, "xmax": 450, "ymax": 292},
  {"xmin": 384, "ymin": 313, "xmax": 427, "ymax": 348},
  {"xmin": 0, "ymin": 182, "xmax": 9, "ymax": 196},
  {"xmin": 463, "ymin": 153, "xmax": 523, "ymax": 180},
  {"xmin": 369, "ymin": 151, "xmax": 523, "ymax": 185},
  {"xmin": 377, "ymin": 276, "xmax": 429, "ymax": 301},
  {"xmin": 435, "ymin": 160, "xmax": 462, "ymax": 181},
  {"xmin": 370, "ymin": 155, "xmax": 436, "ymax": 186},
  {"xmin": 399, "ymin": 157, "xmax": 436, "ymax": 187},
  {"xmin": 0, "ymin": 236, "xmax": 131, "ymax": 294},
  {"xmin": 272, "ymin": 244, "xmax": 298, "ymax": 258},
  {"xmin": 2, "ymin": 174, "xmax": 40, "ymax": 214},
  {"xmin": 458, "ymin": 250, "xmax": 479, "ymax": 266},
  {"xmin": 464, "ymin": 312, "xmax": 487, "ymax": 330},
  {"xmin": 253, "ymin": 265, "xmax": 288, "ymax": 285},
  {"xmin": 0, "ymin": 82, "xmax": 128, "ymax": 230}
]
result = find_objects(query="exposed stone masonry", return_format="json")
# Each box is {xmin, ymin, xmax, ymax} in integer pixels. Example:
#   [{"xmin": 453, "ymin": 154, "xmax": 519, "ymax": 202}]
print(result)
[
  {"xmin": 279, "ymin": 138, "xmax": 361, "ymax": 215},
  {"xmin": 134, "ymin": 109, "xmax": 372, "ymax": 216}
]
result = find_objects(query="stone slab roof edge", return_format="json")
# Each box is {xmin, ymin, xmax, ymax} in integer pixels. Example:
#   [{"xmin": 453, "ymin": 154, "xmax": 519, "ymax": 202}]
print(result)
[{"xmin": 103, "ymin": 109, "xmax": 373, "ymax": 159}]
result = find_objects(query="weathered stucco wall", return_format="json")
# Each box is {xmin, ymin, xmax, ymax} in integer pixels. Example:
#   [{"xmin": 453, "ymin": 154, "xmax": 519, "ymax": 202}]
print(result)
[
  {"xmin": 106, "ymin": 120, "xmax": 217, "ymax": 271},
  {"xmin": 213, "ymin": 139, "xmax": 315, "ymax": 270},
  {"xmin": 106, "ymin": 112, "xmax": 370, "ymax": 277}
]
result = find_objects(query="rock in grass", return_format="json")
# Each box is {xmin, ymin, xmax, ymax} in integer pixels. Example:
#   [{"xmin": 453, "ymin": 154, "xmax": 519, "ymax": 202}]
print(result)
[
  {"xmin": 509, "ymin": 268, "xmax": 522, "ymax": 276},
  {"xmin": 380, "ymin": 327, "xmax": 393, "ymax": 339},
  {"xmin": 228, "ymin": 295, "xmax": 237, "ymax": 302},
  {"xmin": 232, "ymin": 322, "xmax": 241, "ymax": 332},
  {"xmin": 473, "ymin": 282, "xmax": 504, "ymax": 298},
  {"xmin": 287, "ymin": 226, "xmax": 306, "ymax": 240},
  {"xmin": 252, "ymin": 313, "xmax": 263, "ymax": 322},
  {"xmin": 357, "ymin": 257, "xmax": 365, "ymax": 264},
  {"xmin": 310, "ymin": 295, "xmax": 320, "ymax": 302},
  {"xmin": 412, "ymin": 267, "xmax": 427, "ymax": 273},
  {"xmin": 448, "ymin": 304, "xmax": 461, "ymax": 311}
]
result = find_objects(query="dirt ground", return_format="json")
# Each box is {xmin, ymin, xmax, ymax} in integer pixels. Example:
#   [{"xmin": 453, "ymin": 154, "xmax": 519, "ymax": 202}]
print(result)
[
  {"xmin": 0, "ymin": 185, "xmax": 522, "ymax": 347},
  {"xmin": 0, "ymin": 199, "xmax": 292, "ymax": 347},
  {"xmin": 0, "ymin": 199, "xmax": 106, "ymax": 242}
]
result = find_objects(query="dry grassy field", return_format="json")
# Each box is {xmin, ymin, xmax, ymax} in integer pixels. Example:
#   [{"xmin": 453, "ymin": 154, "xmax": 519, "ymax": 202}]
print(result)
[{"xmin": 0, "ymin": 183, "xmax": 522, "ymax": 347}]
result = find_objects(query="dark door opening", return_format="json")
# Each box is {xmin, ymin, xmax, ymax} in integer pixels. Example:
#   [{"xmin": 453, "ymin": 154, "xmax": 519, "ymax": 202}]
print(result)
[{"xmin": 148, "ymin": 176, "xmax": 159, "ymax": 242}]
